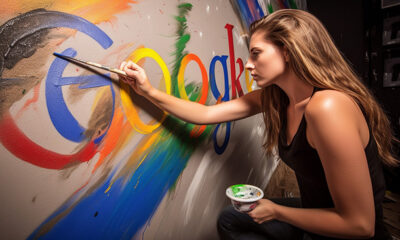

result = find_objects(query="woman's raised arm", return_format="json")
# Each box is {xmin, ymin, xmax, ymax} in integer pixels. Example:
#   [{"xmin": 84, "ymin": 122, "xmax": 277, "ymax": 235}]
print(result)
[{"xmin": 120, "ymin": 60, "xmax": 262, "ymax": 125}]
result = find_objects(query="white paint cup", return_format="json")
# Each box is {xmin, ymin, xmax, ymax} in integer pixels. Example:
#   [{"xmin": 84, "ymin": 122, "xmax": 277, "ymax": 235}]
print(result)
[{"xmin": 226, "ymin": 184, "xmax": 264, "ymax": 212}]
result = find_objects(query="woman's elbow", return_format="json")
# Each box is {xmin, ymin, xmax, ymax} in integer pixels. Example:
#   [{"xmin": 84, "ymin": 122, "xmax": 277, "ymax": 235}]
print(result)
[
  {"xmin": 353, "ymin": 219, "xmax": 375, "ymax": 239},
  {"xmin": 362, "ymin": 223, "xmax": 375, "ymax": 239}
]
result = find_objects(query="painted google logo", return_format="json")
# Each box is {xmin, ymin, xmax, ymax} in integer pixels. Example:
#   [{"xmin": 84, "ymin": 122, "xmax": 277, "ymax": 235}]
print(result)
[{"xmin": 0, "ymin": 10, "xmax": 254, "ymax": 170}]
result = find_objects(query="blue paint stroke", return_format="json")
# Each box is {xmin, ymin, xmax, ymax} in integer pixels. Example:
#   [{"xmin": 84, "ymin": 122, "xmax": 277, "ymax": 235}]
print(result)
[
  {"xmin": 237, "ymin": 0, "xmax": 254, "ymax": 28},
  {"xmin": 231, "ymin": 0, "xmax": 265, "ymax": 31},
  {"xmin": 253, "ymin": 0, "xmax": 265, "ymax": 18},
  {"xmin": 213, "ymin": 122, "xmax": 231, "ymax": 155},
  {"xmin": 42, "ymin": 11, "xmax": 114, "ymax": 143},
  {"xmin": 52, "ymin": 70, "xmax": 112, "ymax": 89},
  {"xmin": 209, "ymin": 55, "xmax": 230, "ymax": 102},
  {"xmin": 28, "ymin": 140, "xmax": 191, "ymax": 240},
  {"xmin": 283, "ymin": 0, "xmax": 291, "ymax": 9},
  {"xmin": 44, "ymin": 11, "xmax": 116, "ymax": 143},
  {"xmin": 209, "ymin": 55, "xmax": 232, "ymax": 154},
  {"xmin": 46, "ymin": 47, "xmax": 115, "ymax": 144},
  {"xmin": 46, "ymin": 48, "xmax": 86, "ymax": 142}
]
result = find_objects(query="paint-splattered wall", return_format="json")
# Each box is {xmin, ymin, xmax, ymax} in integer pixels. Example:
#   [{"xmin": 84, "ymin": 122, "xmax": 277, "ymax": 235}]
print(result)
[{"xmin": 0, "ymin": 0, "xmax": 304, "ymax": 239}]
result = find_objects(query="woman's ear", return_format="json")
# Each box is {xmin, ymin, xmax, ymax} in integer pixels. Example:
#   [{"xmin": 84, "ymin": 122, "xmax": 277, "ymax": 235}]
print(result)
[{"xmin": 283, "ymin": 46, "xmax": 289, "ymax": 62}]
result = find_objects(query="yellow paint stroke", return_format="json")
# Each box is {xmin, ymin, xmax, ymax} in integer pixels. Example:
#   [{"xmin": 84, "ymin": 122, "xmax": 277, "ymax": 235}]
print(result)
[
  {"xmin": 104, "ymin": 184, "xmax": 112, "ymax": 194},
  {"xmin": 133, "ymin": 173, "xmax": 141, "ymax": 189},
  {"xmin": 245, "ymin": 69, "xmax": 254, "ymax": 93},
  {"xmin": 2, "ymin": 0, "xmax": 136, "ymax": 24},
  {"xmin": 120, "ymin": 48, "xmax": 171, "ymax": 134}
]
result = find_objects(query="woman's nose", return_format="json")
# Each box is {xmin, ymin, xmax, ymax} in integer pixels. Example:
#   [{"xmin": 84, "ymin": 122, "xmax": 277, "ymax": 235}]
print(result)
[{"xmin": 245, "ymin": 60, "xmax": 254, "ymax": 71}]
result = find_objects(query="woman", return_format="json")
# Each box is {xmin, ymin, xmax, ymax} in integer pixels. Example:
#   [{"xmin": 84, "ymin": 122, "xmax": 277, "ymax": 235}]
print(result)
[{"xmin": 119, "ymin": 9, "xmax": 397, "ymax": 240}]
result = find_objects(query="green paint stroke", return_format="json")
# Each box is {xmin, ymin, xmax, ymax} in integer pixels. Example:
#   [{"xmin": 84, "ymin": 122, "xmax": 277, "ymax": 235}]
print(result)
[
  {"xmin": 167, "ymin": 2, "xmax": 213, "ymax": 140},
  {"xmin": 288, "ymin": 0, "xmax": 298, "ymax": 9},
  {"xmin": 267, "ymin": 2, "xmax": 274, "ymax": 13},
  {"xmin": 155, "ymin": 2, "xmax": 215, "ymax": 193},
  {"xmin": 171, "ymin": 2, "xmax": 192, "ymax": 98}
]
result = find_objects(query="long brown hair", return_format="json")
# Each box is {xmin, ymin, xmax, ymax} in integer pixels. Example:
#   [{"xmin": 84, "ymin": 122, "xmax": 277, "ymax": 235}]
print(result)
[{"xmin": 250, "ymin": 9, "xmax": 399, "ymax": 166}]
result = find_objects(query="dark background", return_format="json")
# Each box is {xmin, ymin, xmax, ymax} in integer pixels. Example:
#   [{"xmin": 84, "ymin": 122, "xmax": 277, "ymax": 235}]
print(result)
[{"xmin": 307, "ymin": 0, "xmax": 400, "ymax": 193}]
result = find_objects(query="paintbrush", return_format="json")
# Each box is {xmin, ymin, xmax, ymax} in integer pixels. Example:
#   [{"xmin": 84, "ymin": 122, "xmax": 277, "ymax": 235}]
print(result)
[{"xmin": 53, "ymin": 52, "xmax": 127, "ymax": 77}]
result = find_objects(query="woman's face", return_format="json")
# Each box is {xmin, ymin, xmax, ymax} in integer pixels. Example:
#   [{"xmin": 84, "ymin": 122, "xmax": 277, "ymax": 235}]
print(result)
[{"xmin": 245, "ymin": 30, "xmax": 288, "ymax": 87}]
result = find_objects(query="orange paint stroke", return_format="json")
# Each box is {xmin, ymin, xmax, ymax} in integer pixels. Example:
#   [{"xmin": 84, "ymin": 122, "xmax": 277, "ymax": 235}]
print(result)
[
  {"xmin": 216, "ymin": 96, "xmax": 222, "ymax": 104},
  {"xmin": 92, "ymin": 108, "xmax": 125, "ymax": 173},
  {"xmin": 2, "ymin": 0, "xmax": 136, "ymax": 25},
  {"xmin": 178, "ymin": 53, "xmax": 209, "ymax": 104},
  {"xmin": 51, "ymin": 0, "xmax": 137, "ymax": 24}
]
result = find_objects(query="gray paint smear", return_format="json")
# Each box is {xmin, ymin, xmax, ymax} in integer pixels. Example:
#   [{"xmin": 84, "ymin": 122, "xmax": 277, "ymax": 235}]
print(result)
[{"xmin": 0, "ymin": 9, "xmax": 53, "ymax": 76}]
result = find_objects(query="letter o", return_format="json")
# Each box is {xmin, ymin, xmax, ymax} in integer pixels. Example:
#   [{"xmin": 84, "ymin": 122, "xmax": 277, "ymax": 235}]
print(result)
[
  {"xmin": 178, "ymin": 53, "xmax": 208, "ymax": 104},
  {"xmin": 120, "ymin": 48, "xmax": 171, "ymax": 134}
]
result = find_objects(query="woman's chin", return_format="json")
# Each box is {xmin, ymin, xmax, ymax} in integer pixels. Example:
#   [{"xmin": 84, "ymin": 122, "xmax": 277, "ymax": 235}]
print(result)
[{"xmin": 255, "ymin": 79, "xmax": 269, "ymax": 88}]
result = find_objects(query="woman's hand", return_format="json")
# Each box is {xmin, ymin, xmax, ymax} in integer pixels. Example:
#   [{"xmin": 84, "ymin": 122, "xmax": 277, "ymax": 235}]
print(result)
[
  {"xmin": 248, "ymin": 199, "xmax": 278, "ymax": 224},
  {"xmin": 119, "ymin": 60, "xmax": 153, "ymax": 96}
]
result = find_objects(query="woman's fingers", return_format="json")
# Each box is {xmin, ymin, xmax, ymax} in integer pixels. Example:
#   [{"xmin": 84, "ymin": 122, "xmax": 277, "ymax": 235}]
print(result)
[
  {"xmin": 125, "ymin": 60, "xmax": 141, "ymax": 70},
  {"xmin": 252, "ymin": 217, "xmax": 266, "ymax": 224},
  {"xmin": 118, "ymin": 61, "xmax": 130, "ymax": 82},
  {"xmin": 123, "ymin": 62, "xmax": 137, "ymax": 77},
  {"xmin": 118, "ymin": 60, "xmax": 151, "ymax": 95},
  {"xmin": 119, "ymin": 61, "xmax": 127, "ymax": 70},
  {"xmin": 118, "ymin": 61, "xmax": 138, "ymax": 84}
]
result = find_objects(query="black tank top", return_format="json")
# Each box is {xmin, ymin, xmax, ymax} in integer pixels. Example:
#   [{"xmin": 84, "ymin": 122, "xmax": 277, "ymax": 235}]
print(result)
[{"xmin": 277, "ymin": 89, "xmax": 391, "ymax": 240}]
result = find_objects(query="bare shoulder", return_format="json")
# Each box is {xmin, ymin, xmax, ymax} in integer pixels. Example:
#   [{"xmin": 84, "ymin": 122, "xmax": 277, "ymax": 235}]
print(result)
[
  {"xmin": 305, "ymin": 89, "xmax": 361, "ymax": 119},
  {"xmin": 304, "ymin": 89, "xmax": 369, "ymax": 148}
]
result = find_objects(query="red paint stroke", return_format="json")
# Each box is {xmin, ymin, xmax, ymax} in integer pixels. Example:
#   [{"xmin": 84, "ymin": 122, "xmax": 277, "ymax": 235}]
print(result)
[
  {"xmin": 225, "ymin": 24, "xmax": 244, "ymax": 99},
  {"xmin": 277, "ymin": 0, "xmax": 286, "ymax": 9},
  {"xmin": 0, "ymin": 111, "xmax": 97, "ymax": 169},
  {"xmin": 71, "ymin": 179, "xmax": 90, "ymax": 196},
  {"xmin": 189, "ymin": 125, "xmax": 207, "ymax": 138},
  {"xmin": 16, "ymin": 83, "xmax": 41, "ymax": 119}
]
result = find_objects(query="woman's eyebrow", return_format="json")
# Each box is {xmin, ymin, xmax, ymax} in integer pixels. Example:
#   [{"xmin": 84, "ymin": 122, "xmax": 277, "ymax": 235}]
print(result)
[{"xmin": 250, "ymin": 47, "xmax": 260, "ymax": 53}]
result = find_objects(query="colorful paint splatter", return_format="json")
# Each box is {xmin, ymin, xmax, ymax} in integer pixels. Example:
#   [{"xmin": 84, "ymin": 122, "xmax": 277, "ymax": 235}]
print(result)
[{"xmin": 0, "ymin": 1, "xmax": 277, "ymax": 239}]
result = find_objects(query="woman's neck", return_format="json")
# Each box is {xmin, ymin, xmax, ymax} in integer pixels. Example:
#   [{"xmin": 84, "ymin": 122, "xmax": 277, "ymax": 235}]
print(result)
[{"xmin": 274, "ymin": 68, "xmax": 314, "ymax": 106}]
